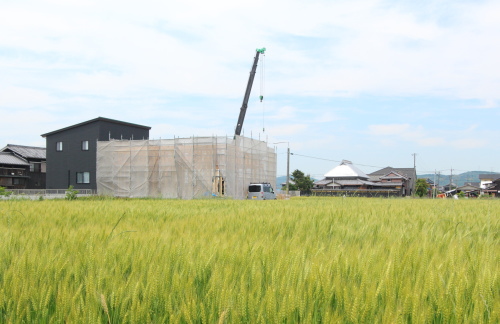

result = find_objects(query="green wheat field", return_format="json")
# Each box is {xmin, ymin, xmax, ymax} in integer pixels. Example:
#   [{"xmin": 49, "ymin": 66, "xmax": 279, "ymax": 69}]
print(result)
[{"xmin": 0, "ymin": 197, "xmax": 498, "ymax": 323}]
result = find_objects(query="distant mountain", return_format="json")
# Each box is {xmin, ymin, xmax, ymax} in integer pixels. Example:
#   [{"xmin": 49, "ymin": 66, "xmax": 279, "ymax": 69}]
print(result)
[{"xmin": 417, "ymin": 171, "xmax": 499, "ymax": 187}]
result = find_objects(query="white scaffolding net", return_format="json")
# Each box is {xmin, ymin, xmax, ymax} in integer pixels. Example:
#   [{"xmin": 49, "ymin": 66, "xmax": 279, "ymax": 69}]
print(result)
[{"xmin": 96, "ymin": 135, "xmax": 276, "ymax": 199}]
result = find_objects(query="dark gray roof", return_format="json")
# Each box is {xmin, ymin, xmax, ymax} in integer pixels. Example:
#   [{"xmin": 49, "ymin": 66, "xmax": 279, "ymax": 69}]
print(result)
[
  {"xmin": 314, "ymin": 179, "xmax": 332, "ymax": 185},
  {"xmin": 375, "ymin": 182, "xmax": 404, "ymax": 187},
  {"xmin": 478, "ymin": 174, "xmax": 500, "ymax": 180},
  {"xmin": 0, "ymin": 152, "xmax": 29, "ymax": 166},
  {"xmin": 457, "ymin": 183, "xmax": 481, "ymax": 190},
  {"xmin": 380, "ymin": 171, "xmax": 408, "ymax": 180},
  {"xmin": 41, "ymin": 117, "xmax": 151, "ymax": 137},
  {"xmin": 335, "ymin": 179, "xmax": 376, "ymax": 186},
  {"xmin": 1, "ymin": 144, "xmax": 46, "ymax": 159},
  {"xmin": 368, "ymin": 167, "xmax": 416, "ymax": 177}
]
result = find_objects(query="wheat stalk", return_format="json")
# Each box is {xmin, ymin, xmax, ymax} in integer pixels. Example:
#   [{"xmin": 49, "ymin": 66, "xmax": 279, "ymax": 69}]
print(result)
[
  {"xmin": 101, "ymin": 294, "xmax": 111, "ymax": 324},
  {"xmin": 218, "ymin": 309, "xmax": 228, "ymax": 324}
]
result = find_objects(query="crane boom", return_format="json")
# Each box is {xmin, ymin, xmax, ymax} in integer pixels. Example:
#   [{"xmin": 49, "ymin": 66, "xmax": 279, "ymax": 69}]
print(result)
[{"xmin": 234, "ymin": 48, "xmax": 266, "ymax": 138}]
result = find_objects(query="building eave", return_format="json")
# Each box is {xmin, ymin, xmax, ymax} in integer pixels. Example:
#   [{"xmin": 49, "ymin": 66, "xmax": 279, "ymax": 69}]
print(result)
[{"xmin": 41, "ymin": 117, "xmax": 151, "ymax": 137}]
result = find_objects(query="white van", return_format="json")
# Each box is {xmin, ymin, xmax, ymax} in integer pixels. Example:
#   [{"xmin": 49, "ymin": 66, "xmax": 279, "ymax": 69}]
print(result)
[{"xmin": 248, "ymin": 183, "xmax": 276, "ymax": 200}]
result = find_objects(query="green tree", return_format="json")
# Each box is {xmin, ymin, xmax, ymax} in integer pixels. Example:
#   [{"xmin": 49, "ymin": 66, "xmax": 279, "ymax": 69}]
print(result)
[
  {"xmin": 0, "ymin": 186, "xmax": 12, "ymax": 197},
  {"xmin": 291, "ymin": 169, "xmax": 314, "ymax": 195},
  {"xmin": 415, "ymin": 179, "xmax": 428, "ymax": 197},
  {"xmin": 283, "ymin": 182, "xmax": 298, "ymax": 191}
]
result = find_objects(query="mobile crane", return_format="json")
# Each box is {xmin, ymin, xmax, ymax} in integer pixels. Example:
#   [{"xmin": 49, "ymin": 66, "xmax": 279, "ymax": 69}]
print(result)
[{"xmin": 234, "ymin": 48, "xmax": 266, "ymax": 138}]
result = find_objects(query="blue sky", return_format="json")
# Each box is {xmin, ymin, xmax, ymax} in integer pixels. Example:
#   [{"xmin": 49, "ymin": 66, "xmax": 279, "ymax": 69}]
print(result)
[{"xmin": 1, "ymin": 0, "xmax": 499, "ymax": 179}]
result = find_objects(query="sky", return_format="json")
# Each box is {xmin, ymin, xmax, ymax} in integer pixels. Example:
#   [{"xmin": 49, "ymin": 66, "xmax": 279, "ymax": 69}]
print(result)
[{"xmin": 1, "ymin": 0, "xmax": 499, "ymax": 179}]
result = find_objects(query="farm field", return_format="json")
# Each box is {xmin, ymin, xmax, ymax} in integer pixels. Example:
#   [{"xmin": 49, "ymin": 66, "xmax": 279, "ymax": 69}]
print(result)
[{"xmin": 0, "ymin": 197, "xmax": 498, "ymax": 323}]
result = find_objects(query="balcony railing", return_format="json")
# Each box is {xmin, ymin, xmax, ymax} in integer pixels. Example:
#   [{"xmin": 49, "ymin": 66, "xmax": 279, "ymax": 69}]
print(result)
[{"xmin": 0, "ymin": 168, "xmax": 27, "ymax": 177}]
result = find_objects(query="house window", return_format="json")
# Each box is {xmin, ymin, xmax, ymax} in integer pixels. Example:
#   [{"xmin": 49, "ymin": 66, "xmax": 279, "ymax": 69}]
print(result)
[
  {"xmin": 30, "ymin": 163, "xmax": 41, "ymax": 173},
  {"xmin": 82, "ymin": 140, "xmax": 89, "ymax": 151},
  {"xmin": 56, "ymin": 142, "xmax": 63, "ymax": 151},
  {"xmin": 76, "ymin": 172, "xmax": 90, "ymax": 184},
  {"xmin": 13, "ymin": 178, "xmax": 23, "ymax": 185}
]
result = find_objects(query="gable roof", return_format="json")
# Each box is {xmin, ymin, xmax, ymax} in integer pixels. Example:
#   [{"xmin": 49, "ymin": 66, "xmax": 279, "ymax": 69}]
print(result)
[
  {"xmin": 379, "ymin": 171, "xmax": 408, "ymax": 180},
  {"xmin": 457, "ymin": 183, "xmax": 481, "ymax": 190},
  {"xmin": 368, "ymin": 167, "xmax": 416, "ymax": 178},
  {"xmin": 324, "ymin": 160, "xmax": 369, "ymax": 179},
  {"xmin": 41, "ymin": 117, "xmax": 151, "ymax": 137},
  {"xmin": 478, "ymin": 173, "xmax": 500, "ymax": 180},
  {"xmin": 0, "ymin": 152, "xmax": 29, "ymax": 166},
  {"xmin": 1, "ymin": 144, "xmax": 46, "ymax": 159}
]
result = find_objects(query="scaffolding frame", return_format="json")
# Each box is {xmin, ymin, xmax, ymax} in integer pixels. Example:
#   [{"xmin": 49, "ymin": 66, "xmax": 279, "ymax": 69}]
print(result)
[{"xmin": 96, "ymin": 135, "xmax": 276, "ymax": 199}]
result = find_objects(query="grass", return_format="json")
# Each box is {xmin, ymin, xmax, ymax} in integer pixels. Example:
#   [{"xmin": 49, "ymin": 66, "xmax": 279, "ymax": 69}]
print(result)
[{"xmin": 0, "ymin": 197, "xmax": 498, "ymax": 323}]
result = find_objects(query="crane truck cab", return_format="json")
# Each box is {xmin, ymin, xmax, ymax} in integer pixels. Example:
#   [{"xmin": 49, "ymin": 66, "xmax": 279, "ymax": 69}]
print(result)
[{"xmin": 248, "ymin": 183, "xmax": 276, "ymax": 200}]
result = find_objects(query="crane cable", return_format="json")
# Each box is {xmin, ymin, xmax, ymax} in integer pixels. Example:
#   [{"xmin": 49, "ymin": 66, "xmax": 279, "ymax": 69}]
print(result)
[{"xmin": 260, "ymin": 52, "xmax": 265, "ymax": 133}]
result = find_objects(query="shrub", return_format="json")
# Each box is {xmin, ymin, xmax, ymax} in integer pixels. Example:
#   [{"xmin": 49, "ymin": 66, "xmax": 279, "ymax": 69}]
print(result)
[
  {"xmin": 0, "ymin": 186, "xmax": 12, "ymax": 197},
  {"xmin": 65, "ymin": 186, "xmax": 78, "ymax": 200}
]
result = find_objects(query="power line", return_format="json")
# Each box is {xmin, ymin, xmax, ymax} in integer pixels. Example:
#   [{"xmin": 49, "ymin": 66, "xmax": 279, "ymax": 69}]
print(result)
[
  {"xmin": 290, "ymin": 153, "xmax": 388, "ymax": 169},
  {"xmin": 289, "ymin": 153, "xmax": 499, "ymax": 175}
]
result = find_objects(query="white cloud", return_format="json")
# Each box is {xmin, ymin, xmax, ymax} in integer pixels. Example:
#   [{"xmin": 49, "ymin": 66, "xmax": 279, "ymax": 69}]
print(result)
[
  {"xmin": 451, "ymin": 138, "xmax": 485, "ymax": 149},
  {"xmin": 0, "ymin": 87, "xmax": 57, "ymax": 108},
  {"xmin": 268, "ymin": 106, "xmax": 299, "ymax": 120},
  {"xmin": 266, "ymin": 124, "xmax": 308, "ymax": 137},
  {"xmin": 367, "ymin": 121, "xmax": 494, "ymax": 151},
  {"xmin": 1, "ymin": 0, "xmax": 499, "ymax": 173},
  {"xmin": 2, "ymin": 0, "xmax": 499, "ymax": 102},
  {"xmin": 415, "ymin": 137, "xmax": 446, "ymax": 147},
  {"xmin": 368, "ymin": 124, "xmax": 447, "ymax": 147},
  {"xmin": 368, "ymin": 124, "xmax": 411, "ymax": 136}
]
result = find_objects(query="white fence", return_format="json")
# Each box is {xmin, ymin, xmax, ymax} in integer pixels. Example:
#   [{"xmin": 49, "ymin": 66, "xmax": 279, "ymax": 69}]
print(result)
[{"xmin": 4, "ymin": 189, "xmax": 96, "ymax": 200}]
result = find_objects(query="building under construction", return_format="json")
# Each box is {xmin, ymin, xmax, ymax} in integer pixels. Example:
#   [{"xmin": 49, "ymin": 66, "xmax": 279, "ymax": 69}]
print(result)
[{"xmin": 96, "ymin": 135, "xmax": 276, "ymax": 199}]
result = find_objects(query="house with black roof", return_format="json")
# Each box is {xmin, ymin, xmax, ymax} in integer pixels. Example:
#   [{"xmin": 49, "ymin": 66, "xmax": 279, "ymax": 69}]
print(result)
[
  {"xmin": 368, "ymin": 166, "xmax": 416, "ymax": 196},
  {"xmin": 0, "ymin": 144, "xmax": 46, "ymax": 189},
  {"xmin": 312, "ymin": 160, "xmax": 415, "ymax": 197},
  {"xmin": 478, "ymin": 173, "xmax": 500, "ymax": 189},
  {"xmin": 483, "ymin": 178, "xmax": 500, "ymax": 197},
  {"xmin": 41, "ymin": 117, "xmax": 151, "ymax": 190},
  {"xmin": 456, "ymin": 183, "xmax": 482, "ymax": 197}
]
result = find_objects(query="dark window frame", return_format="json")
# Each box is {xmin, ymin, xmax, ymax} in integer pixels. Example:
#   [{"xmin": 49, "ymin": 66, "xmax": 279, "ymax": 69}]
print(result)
[
  {"xmin": 13, "ymin": 178, "xmax": 23, "ymax": 185},
  {"xmin": 76, "ymin": 172, "xmax": 90, "ymax": 184},
  {"xmin": 30, "ymin": 163, "xmax": 42, "ymax": 173},
  {"xmin": 56, "ymin": 141, "xmax": 63, "ymax": 151},
  {"xmin": 81, "ymin": 140, "xmax": 89, "ymax": 151}
]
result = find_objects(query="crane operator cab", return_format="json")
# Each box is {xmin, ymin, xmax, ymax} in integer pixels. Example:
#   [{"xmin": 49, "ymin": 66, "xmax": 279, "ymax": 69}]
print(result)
[{"xmin": 248, "ymin": 183, "xmax": 276, "ymax": 200}]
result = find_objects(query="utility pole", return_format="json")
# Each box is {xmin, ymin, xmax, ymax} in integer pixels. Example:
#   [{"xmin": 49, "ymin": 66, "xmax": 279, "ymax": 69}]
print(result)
[
  {"xmin": 286, "ymin": 146, "xmax": 290, "ymax": 197},
  {"xmin": 433, "ymin": 170, "xmax": 436, "ymax": 199},
  {"xmin": 274, "ymin": 142, "xmax": 290, "ymax": 197},
  {"xmin": 412, "ymin": 153, "xmax": 417, "ymax": 197},
  {"xmin": 450, "ymin": 168, "xmax": 454, "ymax": 191}
]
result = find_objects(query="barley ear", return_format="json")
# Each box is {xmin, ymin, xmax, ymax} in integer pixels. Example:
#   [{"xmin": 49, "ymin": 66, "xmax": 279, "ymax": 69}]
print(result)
[
  {"xmin": 218, "ymin": 309, "xmax": 228, "ymax": 324},
  {"xmin": 101, "ymin": 294, "xmax": 111, "ymax": 324}
]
